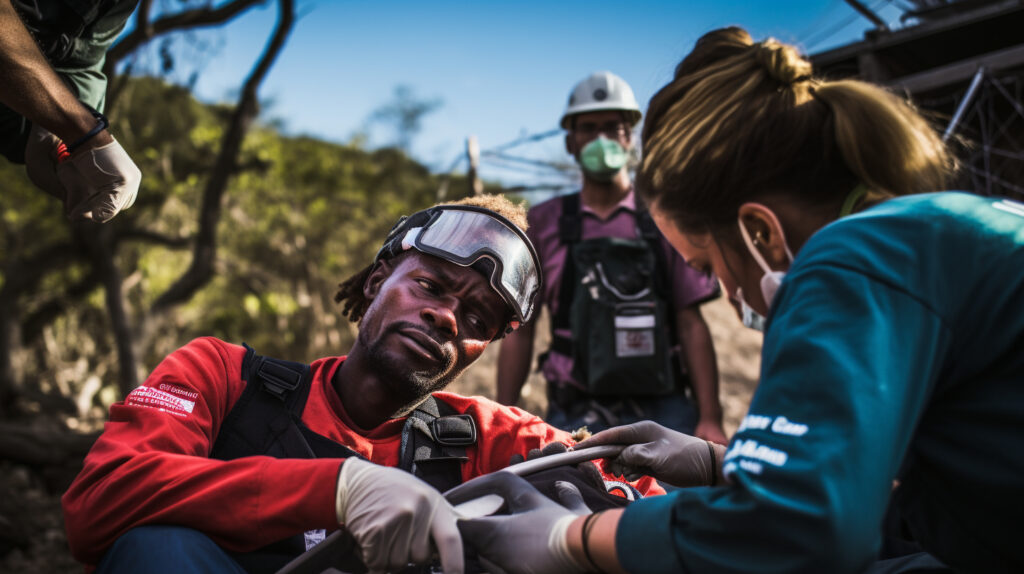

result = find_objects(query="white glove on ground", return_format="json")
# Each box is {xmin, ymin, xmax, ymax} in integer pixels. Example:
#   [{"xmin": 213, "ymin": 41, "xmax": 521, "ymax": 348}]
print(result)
[
  {"xmin": 576, "ymin": 420, "xmax": 720, "ymax": 487},
  {"xmin": 56, "ymin": 137, "xmax": 141, "ymax": 223},
  {"xmin": 335, "ymin": 457, "xmax": 463, "ymax": 574}
]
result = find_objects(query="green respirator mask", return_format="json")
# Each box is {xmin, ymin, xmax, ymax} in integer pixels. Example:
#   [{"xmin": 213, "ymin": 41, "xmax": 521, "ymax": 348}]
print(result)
[{"xmin": 579, "ymin": 136, "xmax": 629, "ymax": 182}]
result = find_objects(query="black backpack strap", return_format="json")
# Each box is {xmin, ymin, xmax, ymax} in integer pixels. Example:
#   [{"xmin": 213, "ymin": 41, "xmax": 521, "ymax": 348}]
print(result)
[
  {"xmin": 634, "ymin": 199, "xmax": 673, "ymax": 301},
  {"xmin": 210, "ymin": 346, "xmax": 368, "ymax": 572},
  {"xmin": 399, "ymin": 396, "xmax": 476, "ymax": 492},
  {"xmin": 211, "ymin": 344, "xmax": 361, "ymax": 461},
  {"xmin": 635, "ymin": 205, "xmax": 680, "ymax": 349},
  {"xmin": 550, "ymin": 193, "xmax": 582, "ymax": 355}
]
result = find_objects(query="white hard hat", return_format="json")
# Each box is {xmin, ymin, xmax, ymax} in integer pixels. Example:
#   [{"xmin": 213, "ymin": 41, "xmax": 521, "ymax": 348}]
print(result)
[{"xmin": 560, "ymin": 71, "xmax": 642, "ymax": 129}]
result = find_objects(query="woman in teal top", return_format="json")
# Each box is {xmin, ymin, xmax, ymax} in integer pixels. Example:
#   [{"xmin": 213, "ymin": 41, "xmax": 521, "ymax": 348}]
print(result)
[{"xmin": 450, "ymin": 27, "xmax": 1024, "ymax": 574}]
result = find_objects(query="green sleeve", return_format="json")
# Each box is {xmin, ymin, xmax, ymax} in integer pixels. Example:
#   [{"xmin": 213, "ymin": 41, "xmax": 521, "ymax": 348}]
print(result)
[{"xmin": 616, "ymin": 263, "xmax": 950, "ymax": 573}]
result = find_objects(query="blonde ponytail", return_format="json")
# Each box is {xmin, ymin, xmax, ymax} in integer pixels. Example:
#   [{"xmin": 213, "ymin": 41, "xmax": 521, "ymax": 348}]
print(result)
[
  {"xmin": 754, "ymin": 38, "xmax": 812, "ymax": 86},
  {"xmin": 639, "ymin": 27, "xmax": 953, "ymax": 233},
  {"xmin": 814, "ymin": 81, "xmax": 951, "ymax": 197}
]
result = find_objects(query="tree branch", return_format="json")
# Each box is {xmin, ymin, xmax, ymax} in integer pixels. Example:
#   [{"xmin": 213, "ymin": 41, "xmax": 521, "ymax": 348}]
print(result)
[
  {"xmin": 152, "ymin": 0, "xmax": 295, "ymax": 313},
  {"xmin": 105, "ymin": 0, "xmax": 267, "ymax": 71},
  {"xmin": 0, "ymin": 421, "xmax": 100, "ymax": 465},
  {"xmin": 20, "ymin": 268, "xmax": 104, "ymax": 345},
  {"xmin": 78, "ymin": 226, "xmax": 138, "ymax": 396},
  {"xmin": 114, "ymin": 228, "xmax": 192, "ymax": 248},
  {"xmin": 1, "ymin": 242, "xmax": 84, "ymax": 296}
]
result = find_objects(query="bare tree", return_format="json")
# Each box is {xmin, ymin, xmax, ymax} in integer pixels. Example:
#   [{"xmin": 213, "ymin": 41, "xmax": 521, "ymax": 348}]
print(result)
[
  {"xmin": 0, "ymin": 0, "xmax": 297, "ymax": 409},
  {"xmin": 369, "ymin": 84, "xmax": 442, "ymax": 153}
]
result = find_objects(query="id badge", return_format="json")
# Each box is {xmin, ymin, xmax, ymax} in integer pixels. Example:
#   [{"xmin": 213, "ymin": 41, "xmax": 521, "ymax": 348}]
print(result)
[{"xmin": 614, "ymin": 303, "xmax": 656, "ymax": 357}]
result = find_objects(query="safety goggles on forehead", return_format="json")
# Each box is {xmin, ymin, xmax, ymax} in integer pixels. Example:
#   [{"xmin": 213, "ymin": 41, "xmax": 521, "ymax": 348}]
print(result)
[{"xmin": 376, "ymin": 205, "xmax": 542, "ymax": 335}]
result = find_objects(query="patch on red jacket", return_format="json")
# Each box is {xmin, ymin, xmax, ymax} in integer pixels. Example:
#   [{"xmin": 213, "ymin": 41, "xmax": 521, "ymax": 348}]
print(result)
[{"xmin": 125, "ymin": 386, "xmax": 196, "ymax": 417}]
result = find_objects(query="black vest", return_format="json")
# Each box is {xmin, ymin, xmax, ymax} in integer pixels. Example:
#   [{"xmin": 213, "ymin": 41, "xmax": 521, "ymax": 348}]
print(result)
[
  {"xmin": 546, "ymin": 193, "xmax": 684, "ymax": 402},
  {"xmin": 549, "ymin": 192, "xmax": 676, "ymax": 353},
  {"xmin": 209, "ymin": 344, "xmax": 477, "ymax": 574}
]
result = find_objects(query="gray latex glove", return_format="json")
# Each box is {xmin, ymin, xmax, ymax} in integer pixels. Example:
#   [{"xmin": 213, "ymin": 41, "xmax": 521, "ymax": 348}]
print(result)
[
  {"xmin": 335, "ymin": 457, "xmax": 463, "ymax": 574},
  {"xmin": 56, "ymin": 137, "xmax": 141, "ymax": 223},
  {"xmin": 575, "ymin": 420, "xmax": 721, "ymax": 487},
  {"xmin": 447, "ymin": 472, "xmax": 586, "ymax": 574}
]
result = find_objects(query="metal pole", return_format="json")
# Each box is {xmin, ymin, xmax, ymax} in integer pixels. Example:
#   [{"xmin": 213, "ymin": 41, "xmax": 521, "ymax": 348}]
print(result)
[
  {"xmin": 467, "ymin": 135, "xmax": 483, "ymax": 196},
  {"xmin": 943, "ymin": 67, "xmax": 986, "ymax": 142},
  {"xmin": 843, "ymin": 0, "xmax": 889, "ymax": 31}
]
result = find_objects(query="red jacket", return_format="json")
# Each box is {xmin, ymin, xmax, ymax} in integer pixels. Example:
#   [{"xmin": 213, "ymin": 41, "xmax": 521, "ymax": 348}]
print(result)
[{"xmin": 62, "ymin": 337, "xmax": 662, "ymax": 567}]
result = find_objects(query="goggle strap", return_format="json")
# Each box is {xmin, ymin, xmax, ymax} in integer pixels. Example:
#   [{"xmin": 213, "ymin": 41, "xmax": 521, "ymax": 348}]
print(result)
[{"xmin": 401, "ymin": 227, "xmax": 423, "ymax": 251}]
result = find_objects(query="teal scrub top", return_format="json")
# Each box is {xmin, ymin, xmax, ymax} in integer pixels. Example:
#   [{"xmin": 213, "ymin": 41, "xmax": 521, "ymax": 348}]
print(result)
[{"xmin": 617, "ymin": 192, "xmax": 1024, "ymax": 573}]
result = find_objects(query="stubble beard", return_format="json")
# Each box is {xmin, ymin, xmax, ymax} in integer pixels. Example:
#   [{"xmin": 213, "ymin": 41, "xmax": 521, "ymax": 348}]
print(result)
[{"xmin": 358, "ymin": 321, "xmax": 461, "ymax": 410}]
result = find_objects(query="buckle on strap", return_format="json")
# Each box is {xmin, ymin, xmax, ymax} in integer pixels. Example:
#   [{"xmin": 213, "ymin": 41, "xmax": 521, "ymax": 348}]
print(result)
[
  {"xmin": 257, "ymin": 359, "xmax": 302, "ymax": 400},
  {"xmin": 430, "ymin": 414, "xmax": 477, "ymax": 447}
]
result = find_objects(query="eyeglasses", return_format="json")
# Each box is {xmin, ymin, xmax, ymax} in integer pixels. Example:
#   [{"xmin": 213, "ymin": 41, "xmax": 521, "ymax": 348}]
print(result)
[{"xmin": 573, "ymin": 121, "xmax": 630, "ymax": 138}]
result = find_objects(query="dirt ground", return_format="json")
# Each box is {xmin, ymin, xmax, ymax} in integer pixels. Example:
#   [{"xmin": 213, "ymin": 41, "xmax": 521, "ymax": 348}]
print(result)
[{"xmin": 0, "ymin": 297, "xmax": 761, "ymax": 573}]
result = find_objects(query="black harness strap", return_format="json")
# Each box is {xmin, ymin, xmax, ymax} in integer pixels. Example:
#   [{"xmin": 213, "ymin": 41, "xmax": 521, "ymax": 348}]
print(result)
[
  {"xmin": 210, "ymin": 345, "xmax": 361, "ymax": 461},
  {"xmin": 635, "ymin": 200, "xmax": 680, "ymax": 346},
  {"xmin": 552, "ymin": 193, "xmax": 582, "ymax": 343},
  {"xmin": 399, "ymin": 396, "xmax": 476, "ymax": 492},
  {"xmin": 210, "ymin": 345, "xmax": 361, "ymax": 574}
]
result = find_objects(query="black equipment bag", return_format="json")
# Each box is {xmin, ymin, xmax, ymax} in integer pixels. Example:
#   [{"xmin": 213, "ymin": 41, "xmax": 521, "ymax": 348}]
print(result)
[{"xmin": 551, "ymin": 193, "xmax": 680, "ymax": 397}]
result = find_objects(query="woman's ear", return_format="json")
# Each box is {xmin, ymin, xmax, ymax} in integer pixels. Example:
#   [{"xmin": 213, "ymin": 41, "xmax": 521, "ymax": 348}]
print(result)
[
  {"xmin": 363, "ymin": 260, "xmax": 392, "ymax": 300},
  {"xmin": 737, "ymin": 203, "xmax": 791, "ymax": 268}
]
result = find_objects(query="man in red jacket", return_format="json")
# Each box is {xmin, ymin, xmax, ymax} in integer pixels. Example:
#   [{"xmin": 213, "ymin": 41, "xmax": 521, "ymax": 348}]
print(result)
[{"xmin": 62, "ymin": 195, "xmax": 662, "ymax": 574}]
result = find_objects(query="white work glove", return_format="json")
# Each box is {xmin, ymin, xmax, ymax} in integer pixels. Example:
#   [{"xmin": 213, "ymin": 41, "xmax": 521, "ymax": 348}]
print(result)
[
  {"xmin": 56, "ymin": 137, "xmax": 141, "ymax": 223},
  {"xmin": 447, "ymin": 472, "xmax": 587, "ymax": 574},
  {"xmin": 335, "ymin": 457, "xmax": 463, "ymax": 574},
  {"xmin": 576, "ymin": 420, "xmax": 722, "ymax": 487}
]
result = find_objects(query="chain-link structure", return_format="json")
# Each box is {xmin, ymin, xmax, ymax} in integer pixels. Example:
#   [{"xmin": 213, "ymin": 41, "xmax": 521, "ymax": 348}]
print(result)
[
  {"xmin": 924, "ymin": 70, "xmax": 1024, "ymax": 199},
  {"xmin": 812, "ymin": 0, "xmax": 1024, "ymax": 200}
]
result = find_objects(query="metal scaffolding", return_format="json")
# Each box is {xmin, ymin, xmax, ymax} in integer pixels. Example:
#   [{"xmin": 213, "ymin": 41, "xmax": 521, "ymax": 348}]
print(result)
[
  {"xmin": 812, "ymin": 0, "xmax": 1024, "ymax": 199},
  {"xmin": 928, "ymin": 69, "xmax": 1024, "ymax": 197}
]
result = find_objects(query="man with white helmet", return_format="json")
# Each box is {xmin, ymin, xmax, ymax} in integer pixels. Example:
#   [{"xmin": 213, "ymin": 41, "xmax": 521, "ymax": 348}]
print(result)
[{"xmin": 497, "ymin": 71, "xmax": 727, "ymax": 444}]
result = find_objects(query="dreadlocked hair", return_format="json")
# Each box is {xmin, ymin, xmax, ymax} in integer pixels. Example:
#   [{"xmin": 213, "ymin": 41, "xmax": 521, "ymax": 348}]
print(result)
[
  {"xmin": 333, "ymin": 193, "xmax": 528, "ymax": 324},
  {"xmin": 334, "ymin": 263, "xmax": 376, "ymax": 323}
]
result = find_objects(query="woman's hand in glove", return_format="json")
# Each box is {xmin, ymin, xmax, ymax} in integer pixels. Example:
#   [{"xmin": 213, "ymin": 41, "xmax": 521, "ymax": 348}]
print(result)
[
  {"xmin": 575, "ymin": 420, "xmax": 727, "ymax": 487},
  {"xmin": 447, "ymin": 472, "xmax": 588, "ymax": 574}
]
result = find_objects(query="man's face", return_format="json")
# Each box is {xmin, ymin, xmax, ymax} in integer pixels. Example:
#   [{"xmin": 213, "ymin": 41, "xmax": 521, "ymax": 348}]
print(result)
[
  {"xmin": 565, "ymin": 109, "xmax": 633, "ymax": 158},
  {"xmin": 356, "ymin": 252, "xmax": 508, "ymax": 405}
]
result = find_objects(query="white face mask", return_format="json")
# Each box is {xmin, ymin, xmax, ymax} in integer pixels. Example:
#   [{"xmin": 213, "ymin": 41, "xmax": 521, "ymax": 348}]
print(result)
[
  {"xmin": 736, "ymin": 288, "xmax": 767, "ymax": 332},
  {"xmin": 735, "ymin": 210, "xmax": 794, "ymax": 331}
]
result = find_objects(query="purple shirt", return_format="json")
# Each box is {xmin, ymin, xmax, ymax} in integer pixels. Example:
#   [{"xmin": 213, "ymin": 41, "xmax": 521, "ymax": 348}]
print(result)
[{"xmin": 526, "ymin": 190, "xmax": 720, "ymax": 387}]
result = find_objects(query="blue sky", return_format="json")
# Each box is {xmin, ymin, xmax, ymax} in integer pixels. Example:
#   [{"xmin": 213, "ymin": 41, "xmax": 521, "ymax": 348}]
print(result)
[{"xmin": 155, "ymin": 0, "xmax": 908, "ymax": 190}]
